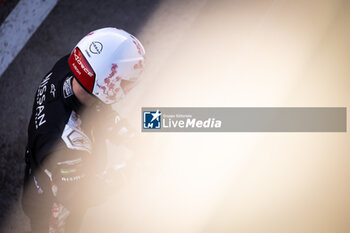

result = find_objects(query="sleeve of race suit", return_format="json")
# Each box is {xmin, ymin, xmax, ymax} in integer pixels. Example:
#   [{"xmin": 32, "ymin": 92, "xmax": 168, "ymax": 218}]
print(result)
[
  {"xmin": 33, "ymin": 108, "xmax": 135, "ymax": 205},
  {"xmin": 34, "ymin": 134, "xmax": 108, "ymax": 206}
]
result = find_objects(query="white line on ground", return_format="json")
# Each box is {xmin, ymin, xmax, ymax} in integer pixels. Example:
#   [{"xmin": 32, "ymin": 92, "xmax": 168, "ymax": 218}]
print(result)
[{"xmin": 0, "ymin": 0, "xmax": 58, "ymax": 78}]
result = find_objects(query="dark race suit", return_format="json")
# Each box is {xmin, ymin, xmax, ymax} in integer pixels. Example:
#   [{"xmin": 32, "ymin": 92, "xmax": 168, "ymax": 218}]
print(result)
[{"xmin": 22, "ymin": 55, "xmax": 111, "ymax": 233}]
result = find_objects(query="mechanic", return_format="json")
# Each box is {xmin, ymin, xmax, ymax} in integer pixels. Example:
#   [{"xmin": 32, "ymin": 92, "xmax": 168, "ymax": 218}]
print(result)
[{"xmin": 21, "ymin": 27, "xmax": 145, "ymax": 233}]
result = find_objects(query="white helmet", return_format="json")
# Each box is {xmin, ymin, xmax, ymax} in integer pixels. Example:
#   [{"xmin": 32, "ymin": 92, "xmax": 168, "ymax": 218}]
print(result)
[{"xmin": 68, "ymin": 27, "xmax": 145, "ymax": 104}]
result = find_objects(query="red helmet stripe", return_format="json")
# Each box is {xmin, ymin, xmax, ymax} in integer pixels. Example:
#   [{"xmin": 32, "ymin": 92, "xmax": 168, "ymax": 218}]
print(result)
[{"xmin": 68, "ymin": 47, "xmax": 95, "ymax": 93}]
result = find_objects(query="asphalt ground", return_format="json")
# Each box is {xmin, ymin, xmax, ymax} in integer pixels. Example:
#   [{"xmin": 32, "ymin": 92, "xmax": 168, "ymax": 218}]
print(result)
[{"xmin": 0, "ymin": 0, "xmax": 20, "ymax": 24}]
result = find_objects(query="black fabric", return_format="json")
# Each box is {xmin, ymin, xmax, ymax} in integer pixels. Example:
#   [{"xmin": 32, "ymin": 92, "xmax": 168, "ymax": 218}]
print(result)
[
  {"xmin": 62, "ymin": 74, "xmax": 83, "ymax": 113},
  {"xmin": 22, "ymin": 55, "xmax": 109, "ymax": 233}
]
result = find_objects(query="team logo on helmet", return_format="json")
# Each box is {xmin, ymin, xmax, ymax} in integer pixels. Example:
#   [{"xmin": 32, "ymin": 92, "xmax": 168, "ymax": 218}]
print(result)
[{"xmin": 89, "ymin": 41, "xmax": 103, "ymax": 54}]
